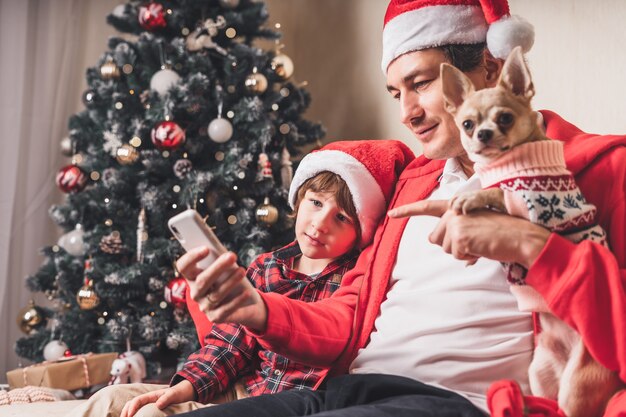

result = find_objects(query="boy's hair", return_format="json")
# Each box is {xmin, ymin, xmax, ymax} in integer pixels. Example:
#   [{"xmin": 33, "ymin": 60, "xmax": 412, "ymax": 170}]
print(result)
[{"xmin": 293, "ymin": 171, "xmax": 362, "ymax": 247}]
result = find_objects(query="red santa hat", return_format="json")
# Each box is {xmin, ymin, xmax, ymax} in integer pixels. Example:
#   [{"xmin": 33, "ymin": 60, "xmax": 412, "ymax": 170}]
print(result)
[
  {"xmin": 381, "ymin": 0, "xmax": 534, "ymax": 72},
  {"xmin": 289, "ymin": 140, "xmax": 414, "ymax": 249}
]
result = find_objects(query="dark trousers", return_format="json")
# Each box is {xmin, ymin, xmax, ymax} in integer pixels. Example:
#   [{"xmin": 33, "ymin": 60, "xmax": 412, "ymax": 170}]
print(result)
[{"xmin": 175, "ymin": 373, "xmax": 486, "ymax": 417}]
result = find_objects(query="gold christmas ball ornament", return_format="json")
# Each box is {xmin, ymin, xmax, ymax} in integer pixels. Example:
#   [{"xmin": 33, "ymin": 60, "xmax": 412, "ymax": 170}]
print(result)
[
  {"xmin": 116, "ymin": 144, "xmax": 140, "ymax": 165},
  {"xmin": 244, "ymin": 69, "xmax": 268, "ymax": 95},
  {"xmin": 255, "ymin": 197, "xmax": 279, "ymax": 225},
  {"xmin": 271, "ymin": 53, "xmax": 294, "ymax": 80},
  {"xmin": 17, "ymin": 300, "xmax": 45, "ymax": 334},
  {"xmin": 76, "ymin": 279, "xmax": 100, "ymax": 310},
  {"xmin": 218, "ymin": 0, "xmax": 240, "ymax": 8},
  {"xmin": 100, "ymin": 59, "xmax": 121, "ymax": 80}
]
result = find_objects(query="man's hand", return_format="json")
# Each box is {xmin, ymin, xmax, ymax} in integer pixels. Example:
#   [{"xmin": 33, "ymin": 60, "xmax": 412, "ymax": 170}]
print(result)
[
  {"xmin": 176, "ymin": 248, "xmax": 268, "ymax": 332},
  {"xmin": 120, "ymin": 380, "xmax": 195, "ymax": 417},
  {"xmin": 388, "ymin": 199, "xmax": 448, "ymax": 218},
  {"xmin": 388, "ymin": 200, "xmax": 550, "ymax": 268}
]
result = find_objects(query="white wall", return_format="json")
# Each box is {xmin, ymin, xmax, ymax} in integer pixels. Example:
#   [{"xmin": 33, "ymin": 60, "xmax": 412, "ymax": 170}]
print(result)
[{"xmin": 513, "ymin": 0, "xmax": 626, "ymax": 135}]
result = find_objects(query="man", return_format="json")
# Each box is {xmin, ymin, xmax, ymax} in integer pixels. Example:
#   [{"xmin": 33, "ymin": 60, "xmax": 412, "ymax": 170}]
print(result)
[{"xmin": 173, "ymin": 0, "xmax": 626, "ymax": 416}]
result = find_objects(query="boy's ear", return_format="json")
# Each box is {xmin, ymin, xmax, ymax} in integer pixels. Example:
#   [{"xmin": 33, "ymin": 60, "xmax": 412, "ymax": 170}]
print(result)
[
  {"xmin": 441, "ymin": 63, "xmax": 475, "ymax": 115},
  {"xmin": 497, "ymin": 46, "xmax": 535, "ymax": 100}
]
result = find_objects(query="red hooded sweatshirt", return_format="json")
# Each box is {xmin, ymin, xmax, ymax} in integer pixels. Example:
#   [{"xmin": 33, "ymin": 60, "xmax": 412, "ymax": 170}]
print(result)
[{"xmin": 249, "ymin": 111, "xmax": 626, "ymax": 415}]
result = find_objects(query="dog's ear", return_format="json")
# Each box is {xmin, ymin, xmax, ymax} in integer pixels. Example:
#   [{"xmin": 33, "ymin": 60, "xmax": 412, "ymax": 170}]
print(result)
[
  {"xmin": 441, "ymin": 63, "xmax": 475, "ymax": 115},
  {"xmin": 498, "ymin": 46, "xmax": 535, "ymax": 100}
]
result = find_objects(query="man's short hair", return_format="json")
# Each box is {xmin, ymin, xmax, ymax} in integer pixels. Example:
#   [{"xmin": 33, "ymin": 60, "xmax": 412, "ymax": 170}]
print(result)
[{"xmin": 440, "ymin": 43, "xmax": 487, "ymax": 73}]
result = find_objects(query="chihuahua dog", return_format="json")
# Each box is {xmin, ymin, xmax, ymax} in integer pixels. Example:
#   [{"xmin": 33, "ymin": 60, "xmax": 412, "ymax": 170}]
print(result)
[{"xmin": 440, "ymin": 46, "xmax": 623, "ymax": 417}]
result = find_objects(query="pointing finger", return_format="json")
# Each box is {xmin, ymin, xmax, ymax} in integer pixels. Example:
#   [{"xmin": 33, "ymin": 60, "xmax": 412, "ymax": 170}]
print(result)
[{"xmin": 388, "ymin": 200, "xmax": 448, "ymax": 218}]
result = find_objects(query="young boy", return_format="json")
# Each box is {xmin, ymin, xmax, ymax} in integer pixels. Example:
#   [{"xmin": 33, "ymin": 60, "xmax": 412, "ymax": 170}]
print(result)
[{"xmin": 65, "ymin": 139, "xmax": 413, "ymax": 417}]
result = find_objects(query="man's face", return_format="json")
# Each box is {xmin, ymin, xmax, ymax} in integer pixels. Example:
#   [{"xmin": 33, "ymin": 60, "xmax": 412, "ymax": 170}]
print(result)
[{"xmin": 386, "ymin": 48, "xmax": 488, "ymax": 161}]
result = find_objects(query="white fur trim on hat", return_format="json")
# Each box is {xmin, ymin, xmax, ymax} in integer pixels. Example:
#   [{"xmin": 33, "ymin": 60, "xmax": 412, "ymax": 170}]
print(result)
[
  {"xmin": 487, "ymin": 15, "xmax": 534, "ymax": 59},
  {"xmin": 381, "ymin": 5, "xmax": 488, "ymax": 73},
  {"xmin": 289, "ymin": 150, "xmax": 386, "ymax": 249}
]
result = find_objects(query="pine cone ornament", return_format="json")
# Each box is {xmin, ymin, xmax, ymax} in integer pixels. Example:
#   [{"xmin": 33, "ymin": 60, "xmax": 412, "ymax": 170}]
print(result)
[
  {"xmin": 99, "ymin": 231, "xmax": 125, "ymax": 254},
  {"xmin": 173, "ymin": 159, "xmax": 193, "ymax": 179}
]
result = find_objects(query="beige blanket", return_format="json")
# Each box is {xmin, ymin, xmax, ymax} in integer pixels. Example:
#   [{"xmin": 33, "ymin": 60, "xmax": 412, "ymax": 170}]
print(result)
[{"xmin": 0, "ymin": 399, "xmax": 85, "ymax": 417}]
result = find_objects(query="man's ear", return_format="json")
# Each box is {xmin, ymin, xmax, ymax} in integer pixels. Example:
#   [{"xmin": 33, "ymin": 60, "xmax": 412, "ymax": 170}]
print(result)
[
  {"xmin": 441, "ymin": 63, "xmax": 475, "ymax": 115},
  {"xmin": 483, "ymin": 51, "xmax": 503, "ymax": 86},
  {"xmin": 497, "ymin": 46, "xmax": 535, "ymax": 100}
]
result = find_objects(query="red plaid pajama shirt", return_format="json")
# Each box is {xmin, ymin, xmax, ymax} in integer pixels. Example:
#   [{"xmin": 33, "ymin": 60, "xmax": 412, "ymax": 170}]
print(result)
[{"xmin": 172, "ymin": 241, "xmax": 358, "ymax": 403}]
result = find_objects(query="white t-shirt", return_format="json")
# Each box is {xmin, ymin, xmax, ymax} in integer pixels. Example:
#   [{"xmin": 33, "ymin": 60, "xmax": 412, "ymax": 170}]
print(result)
[{"xmin": 350, "ymin": 158, "xmax": 534, "ymax": 413}]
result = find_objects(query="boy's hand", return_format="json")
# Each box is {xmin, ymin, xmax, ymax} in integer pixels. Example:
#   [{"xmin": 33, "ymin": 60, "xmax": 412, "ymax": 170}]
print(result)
[
  {"xmin": 120, "ymin": 380, "xmax": 195, "ymax": 417},
  {"xmin": 388, "ymin": 200, "xmax": 550, "ymax": 268},
  {"xmin": 176, "ymin": 248, "xmax": 268, "ymax": 332}
]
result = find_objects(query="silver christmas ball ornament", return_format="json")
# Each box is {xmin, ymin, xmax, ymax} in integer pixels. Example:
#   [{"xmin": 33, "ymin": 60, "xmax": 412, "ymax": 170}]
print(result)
[
  {"xmin": 207, "ymin": 117, "xmax": 233, "ymax": 143},
  {"xmin": 150, "ymin": 68, "xmax": 181, "ymax": 96},
  {"xmin": 43, "ymin": 340, "xmax": 69, "ymax": 361},
  {"xmin": 57, "ymin": 224, "xmax": 86, "ymax": 256}
]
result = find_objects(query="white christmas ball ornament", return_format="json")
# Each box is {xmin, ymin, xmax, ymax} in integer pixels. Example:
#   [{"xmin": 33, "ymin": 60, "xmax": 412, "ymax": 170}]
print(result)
[
  {"xmin": 43, "ymin": 340, "xmax": 69, "ymax": 361},
  {"xmin": 207, "ymin": 117, "xmax": 233, "ymax": 143},
  {"xmin": 58, "ymin": 224, "xmax": 86, "ymax": 256},
  {"xmin": 150, "ymin": 68, "xmax": 181, "ymax": 96}
]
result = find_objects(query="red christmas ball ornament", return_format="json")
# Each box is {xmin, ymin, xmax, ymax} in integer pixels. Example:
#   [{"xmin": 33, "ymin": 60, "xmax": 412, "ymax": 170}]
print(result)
[
  {"xmin": 164, "ymin": 276, "xmax": 188, "ymax": 309},
  {"xmin": 63, "ymin": 349, "xmax": 73, "ymax": 357},
  {"xmin": 151, "ymin": 120, "xmax": 185, "ymax": 151},
  {"xmin": 56, "ymin": 165, "xmax": 88, "ymax": 193},
  {"xmin": 138, "ymin": 2, "xmax": 167, "ymax": 31}
]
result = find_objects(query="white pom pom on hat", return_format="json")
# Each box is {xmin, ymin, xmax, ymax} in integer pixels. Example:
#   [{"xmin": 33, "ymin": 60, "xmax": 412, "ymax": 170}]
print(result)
[
  {"xmin": 381, "ymin": 0, "xmax": 535, "ymax": 73},
  {"xmin": 289, "ymin": 140, "xmax": 414, "ymax": 248},
  {"xmin": 486, "ymin": 14, "xmax": 534, "ymax": 60}
]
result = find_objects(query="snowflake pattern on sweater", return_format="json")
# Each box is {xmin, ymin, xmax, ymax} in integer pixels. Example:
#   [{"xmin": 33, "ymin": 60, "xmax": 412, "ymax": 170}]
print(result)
[{"xmin": 476, "ymin": 140, "xmax": 608, "ymax": 311}]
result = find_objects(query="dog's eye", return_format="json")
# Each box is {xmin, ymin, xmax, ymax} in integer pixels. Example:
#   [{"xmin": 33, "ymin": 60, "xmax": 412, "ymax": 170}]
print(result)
[
  {"xmin": 497, "ymin": 113, "xmax": 514, "ymax": 126},
  {"xmin": 462, "ymin": 120, "xmax": 474, "ymax": 131}
]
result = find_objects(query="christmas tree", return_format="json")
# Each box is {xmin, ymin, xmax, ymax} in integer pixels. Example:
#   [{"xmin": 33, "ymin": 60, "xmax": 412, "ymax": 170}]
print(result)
[{"xmin": 15, "ymin": 0, "xmax": 324, "ymax": 377}]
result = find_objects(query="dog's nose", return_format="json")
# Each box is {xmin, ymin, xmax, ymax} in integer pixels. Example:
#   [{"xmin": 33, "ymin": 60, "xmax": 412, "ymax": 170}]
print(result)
[{"xmin": 477, "ymin": 129, "xmax": 493, "ymax": 143}]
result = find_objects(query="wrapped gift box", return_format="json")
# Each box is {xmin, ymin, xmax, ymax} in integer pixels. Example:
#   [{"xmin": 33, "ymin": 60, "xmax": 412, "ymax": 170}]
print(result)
[{"xmin": 7, "ymin": 352, "xmax": 118, "ymax": 391}]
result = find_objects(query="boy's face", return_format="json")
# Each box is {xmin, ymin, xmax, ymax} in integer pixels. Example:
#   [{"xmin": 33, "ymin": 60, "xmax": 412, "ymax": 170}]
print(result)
[{"xmin": 295, "ymin": 190, "xmax": 358, "ymax": 263}]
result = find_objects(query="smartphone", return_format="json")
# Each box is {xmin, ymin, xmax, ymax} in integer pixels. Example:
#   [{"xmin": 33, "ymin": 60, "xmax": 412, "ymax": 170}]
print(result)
[{"xmin": 168, "ymin": 209, "xmax": 227, "ymax": 270}]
